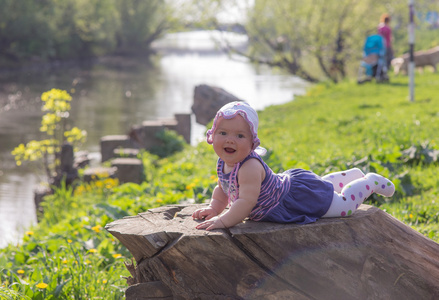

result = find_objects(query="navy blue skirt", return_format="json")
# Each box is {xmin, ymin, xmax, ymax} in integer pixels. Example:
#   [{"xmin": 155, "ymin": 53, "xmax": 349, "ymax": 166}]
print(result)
[{"xmin": 259, "ymin": 169, "xmax": 334, "ymax": 224}]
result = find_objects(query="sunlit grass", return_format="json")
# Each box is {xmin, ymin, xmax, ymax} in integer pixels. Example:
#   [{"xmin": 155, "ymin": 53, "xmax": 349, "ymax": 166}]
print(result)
[{"xmin": 1, "ymin": 72, "xmax": 438, "ymax": 298}]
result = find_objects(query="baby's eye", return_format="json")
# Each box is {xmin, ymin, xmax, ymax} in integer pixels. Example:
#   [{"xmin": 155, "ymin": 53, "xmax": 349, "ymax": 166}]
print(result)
[
  {"xmin": 218, "ymin": 131, "xmax": 227, "ymax": 136},
  {"xmin": 237, "ymin": 134, "xmax": 245, "ymax": 138}
]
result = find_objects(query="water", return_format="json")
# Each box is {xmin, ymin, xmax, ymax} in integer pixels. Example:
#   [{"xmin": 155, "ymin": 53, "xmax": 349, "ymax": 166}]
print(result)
[{"xmin": 0, "ymin": 31, "xmax": 309, "ymax": 248}]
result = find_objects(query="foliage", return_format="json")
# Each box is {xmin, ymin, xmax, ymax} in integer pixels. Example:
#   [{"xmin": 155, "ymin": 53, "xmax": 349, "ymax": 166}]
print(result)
[
  {"xmin": 192, "ymin": 0, "xmax": 439, "ymax": 83},
  {"xmin": 11, "ymin": 89, "xmax": 86, "ymax": 181},
  {"xmin": 115, "ymin": 0, "xmax": 175, "ymax": 54},
  {"xmin": 2, "ymin": 72, "xmax": 439, "ymax": 297},
  {"xmin": 0, "ymin": 176, "xmax": 128, "ymax": 299},
  {"xmin": 0, "ymin": 0, "xmax": 181, "ymax": 64},
  {"xmin": 149, "ymin": 129, "xmax": 187, "ymax": 158}
]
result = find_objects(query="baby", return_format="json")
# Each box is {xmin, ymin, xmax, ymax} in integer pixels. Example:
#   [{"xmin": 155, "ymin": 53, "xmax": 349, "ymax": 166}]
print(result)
[{"xmin": 192, "ymin": 101, "xmax": 395, "ymax": 230}]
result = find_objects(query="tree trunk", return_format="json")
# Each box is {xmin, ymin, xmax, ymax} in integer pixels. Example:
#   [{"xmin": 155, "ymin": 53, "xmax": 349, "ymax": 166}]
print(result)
[{"xmin": 105, "ymin": 204, "xmax": 439, "ymax": 300}]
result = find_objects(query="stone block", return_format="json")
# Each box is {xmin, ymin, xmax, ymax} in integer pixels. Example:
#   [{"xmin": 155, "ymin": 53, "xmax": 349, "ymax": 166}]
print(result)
[
  {"xmin": 83, "ymin": 166, "xmax": 117, "ymax": 183},
  {"xmin": 114, "ymin": 148, "xmax": 140, "ymax": 158},
  {"xmin": 111, "ymin": 158, "xmax": 143, "ymax": 184},
  {"xmin": 174, "ymin": 113, "xmax": 191, "ymax": 144},
  {"xmin": 100, "ymin": 135, "xmax": 134, "ymax": 162}
]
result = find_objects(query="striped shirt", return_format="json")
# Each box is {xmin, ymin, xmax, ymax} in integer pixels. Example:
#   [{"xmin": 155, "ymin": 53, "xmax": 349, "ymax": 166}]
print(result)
[{"xmin": 217, "ymin": 151, "xmax": 290, "ymax": 221}]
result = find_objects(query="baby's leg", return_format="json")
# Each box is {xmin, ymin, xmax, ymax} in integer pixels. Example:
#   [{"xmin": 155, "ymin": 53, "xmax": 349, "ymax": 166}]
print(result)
[
  {"xmin": 322, "ymin": 173, "xmax": 395, "ymax": 218},
  {"xmin": 322, "ymin": 168, "xmax": 365, "ymax": 193}
]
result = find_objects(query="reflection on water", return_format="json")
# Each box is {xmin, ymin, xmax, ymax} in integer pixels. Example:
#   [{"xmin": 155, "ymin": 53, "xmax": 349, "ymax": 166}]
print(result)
[{"xmin": 0, "ymin": 31, "xmax": 309, "ymax": 248}]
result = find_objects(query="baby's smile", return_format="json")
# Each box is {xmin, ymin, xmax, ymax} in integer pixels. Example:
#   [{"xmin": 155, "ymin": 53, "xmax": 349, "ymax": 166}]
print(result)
[{"xmin": 224, "ymin": 147, "xmax": 236, "ymax": 153}]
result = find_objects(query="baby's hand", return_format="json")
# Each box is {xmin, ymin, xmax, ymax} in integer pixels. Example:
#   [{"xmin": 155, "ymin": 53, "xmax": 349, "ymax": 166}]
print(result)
[
  {"xmin": 192, "ymin": 207, "xmax": 217, "ymax": 221},
  {"xmin": 195, "ymin": 216, "xmax": 226, "ymax": 231}
]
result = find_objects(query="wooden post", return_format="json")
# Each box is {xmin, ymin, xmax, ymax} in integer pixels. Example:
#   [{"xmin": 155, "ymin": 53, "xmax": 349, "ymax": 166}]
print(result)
[{"xmin": 408, "ymin": 0, "xmax": 415, "ymax": 102}]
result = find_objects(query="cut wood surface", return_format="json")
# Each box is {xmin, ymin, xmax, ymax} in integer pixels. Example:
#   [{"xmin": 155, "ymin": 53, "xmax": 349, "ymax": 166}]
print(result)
[{"xmin": 105, "ymin": 204, "xmax": 439, "ymax": 300}]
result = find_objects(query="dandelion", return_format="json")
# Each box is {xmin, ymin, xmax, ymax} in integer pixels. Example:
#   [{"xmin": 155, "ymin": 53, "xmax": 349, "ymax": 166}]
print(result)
[
  {"xmin": 17, "ymin": 269, "xmax": 25, "ymax": 274},
  {"xmin": 74, "ymin": 185, "xmax": 85, "ymax": 196},
  {"xmin": 112, "ymin": 254, "xmax": 122, "ymax": 259},
  {"xmin": 67, "ymin": 239, "xmax": 72, "ymax": 243},
  {"xmin": 156, "ymin": 199, "xmax": 163, "ymax": 203},
  {"xmin": 102, "ymin": 279, "xmax": 108, "ymax": 284},
  {"xmin": 91, "ymin": 225, "xmax": 101, "ymax": 233},
  {"xmin": 36, "ymin": 282, "xmax": 48, "ymax": 289},
  {"xmin": 409, "ymin": 214, "xmax": 413, "ymax": 218},
  {"xmin": 95, "ymin": 181, "xmax": 104, "ymax": 188},
  {"xmin": 25, "ymin": 231, "xmax": 34, "ymax": 236},
  {"xmin": 85, "ymin": 260, "xmax": 91, "ymax": 264},
  {"xmin": 62, "ymin": 259, "xmax": 68, "ymax": 264},
  {"xmin": 89, "ymin": 249, "xmax": 98, "ymax": 253}
]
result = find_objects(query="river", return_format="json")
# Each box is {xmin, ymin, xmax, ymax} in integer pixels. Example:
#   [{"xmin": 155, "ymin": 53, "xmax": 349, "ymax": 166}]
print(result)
[{"xmin": 0, "ymin": 31, "xmax": 309, "ymax": 248}]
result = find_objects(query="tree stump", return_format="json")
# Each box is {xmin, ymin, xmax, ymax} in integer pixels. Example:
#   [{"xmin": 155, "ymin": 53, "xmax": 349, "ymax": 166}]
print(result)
[{"xmin": 105, "ymin": 204, "xmax": 439, "ymax": 300}]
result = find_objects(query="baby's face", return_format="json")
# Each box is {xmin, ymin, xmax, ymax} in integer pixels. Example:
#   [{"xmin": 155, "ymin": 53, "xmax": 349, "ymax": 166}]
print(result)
[{"xmin": 212, "ymin": 115, "xmax": 253, "ymax": 169}]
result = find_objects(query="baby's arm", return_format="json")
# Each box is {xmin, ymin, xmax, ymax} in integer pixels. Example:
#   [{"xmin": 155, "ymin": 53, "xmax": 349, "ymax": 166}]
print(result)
[
  {"xmin": 192, "ymin": 183, "xmax": 228, "ymax": 220},
  {"xmin": 196, "ymin": 158, "xmax": 264, "ymax": 230}
]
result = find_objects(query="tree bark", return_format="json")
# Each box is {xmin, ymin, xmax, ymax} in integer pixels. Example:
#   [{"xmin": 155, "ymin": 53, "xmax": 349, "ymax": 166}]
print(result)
[{"xmin": 106, "ymin": 204, "xmax": 439, "ymax": 300}]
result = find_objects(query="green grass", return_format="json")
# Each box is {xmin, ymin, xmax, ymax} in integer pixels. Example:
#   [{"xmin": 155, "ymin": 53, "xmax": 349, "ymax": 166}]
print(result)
[{"xmin": 1, "ymin": 71, "xmax": 439, "ymax": 298}]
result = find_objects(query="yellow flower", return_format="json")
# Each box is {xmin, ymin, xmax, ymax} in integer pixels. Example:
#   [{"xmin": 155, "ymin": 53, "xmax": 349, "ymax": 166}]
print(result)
[
  {"xmin": 102, "ymin": 279, "xmax": 108, "ymax": 284},
  {"xmin": 186, "ymin": 183, "xmax": 196, "ymax": 190},
  {"xmin": 17, "ymin": 269, "xmax": 25, "ymax": 274},
  {"xmin": 91, "ymin": 225, "xmax": 101, "ymax": 233},
  {"xmin": 95, "ymin": 181, "xmax": 103, "ymax": 188},
  {"xmin": 112, "ymin": 254, "xmax": 122, "ymax": 259},
  {"xmin": 67, "ymin": 239, "xmax": 72, "ymax": 243},
  {"xmin": 36, "ymin": 282, "xmax": 48, "ymax": 289},
  {"xmin": 85, "ymin": 260, "xmax": 91, "ymax": 264},
  {"xmin": 89, "ymin": 249, "xmax": 98, "ymax": 253},
  {"xmin": 25, "ymin": 231, "xmax": 34, "ymax": 236},
  {"xmin": 62, "ymin": 259, "xmax": 68, "ymax": 264}
]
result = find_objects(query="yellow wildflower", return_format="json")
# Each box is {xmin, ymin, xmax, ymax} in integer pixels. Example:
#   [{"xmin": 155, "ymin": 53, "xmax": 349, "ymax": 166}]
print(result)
[
  {"xmin": 67, "ymin": 239, "xmax": 72, "ymax": 243},
  {"xmin": 17, "ymin": 269, "xmax": 25, "ymax": 274},
  {"xmin": 102, "ymin": 279, "xmax": 108, "ymax": 284},
  {"xmin": 91, "ymin": 225, "xmax": 101, "ymax": 233},
  {"xmin": 36, "ymin": 282, "xmax": 48, "ymax": 289},
  {"xmin": 186, "ymin": 183, "xmax": 196, "ymax": 190},
  {"xmin": 89, "ymin": 249, "xmax": 98, "ymax": 253},
  {"xmin": 95, "ymin": 181, "xmax": 103, "ymax": 188},
  {"xmin": 25, "ymin": 231, "xmax": 34, "ymax": 236},
  {"xmin": 112, "ymin": 254, "xmax": 122, "ymax": 259}
]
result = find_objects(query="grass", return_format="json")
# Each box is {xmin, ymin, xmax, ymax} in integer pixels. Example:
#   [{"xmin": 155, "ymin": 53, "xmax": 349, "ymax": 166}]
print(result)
[{"xmin": 1, "ymin": 70, "xmax": 439, "ymax": 298}]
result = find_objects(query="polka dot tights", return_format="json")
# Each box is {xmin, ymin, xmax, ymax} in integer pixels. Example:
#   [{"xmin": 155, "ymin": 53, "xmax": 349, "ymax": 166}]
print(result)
[{"xmin": 321, "ymin": 168, "xmax": 395, "ymax": 218}]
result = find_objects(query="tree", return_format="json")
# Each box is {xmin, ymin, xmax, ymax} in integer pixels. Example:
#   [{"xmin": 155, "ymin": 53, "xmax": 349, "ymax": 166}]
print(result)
[
  {"xmin": 192, "ymin": 0, "xmax": 437, "ymax": 83},
  {"xmin": 0, "ymin": 0, "xmax": 182, "ymax": 64},
  {"xmin": 230, "ymin": 0, "xmax": 407, "ymax": 83},
  {"xmin": 116, "ymin": 0, "xmax": 175, "ymax": 54}
]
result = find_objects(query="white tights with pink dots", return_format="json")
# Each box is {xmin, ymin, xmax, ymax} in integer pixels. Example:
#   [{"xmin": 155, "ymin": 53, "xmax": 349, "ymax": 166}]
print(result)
[{"xmin": 321, "ymin": 168, "xmax": 395, "ymax": 218}]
